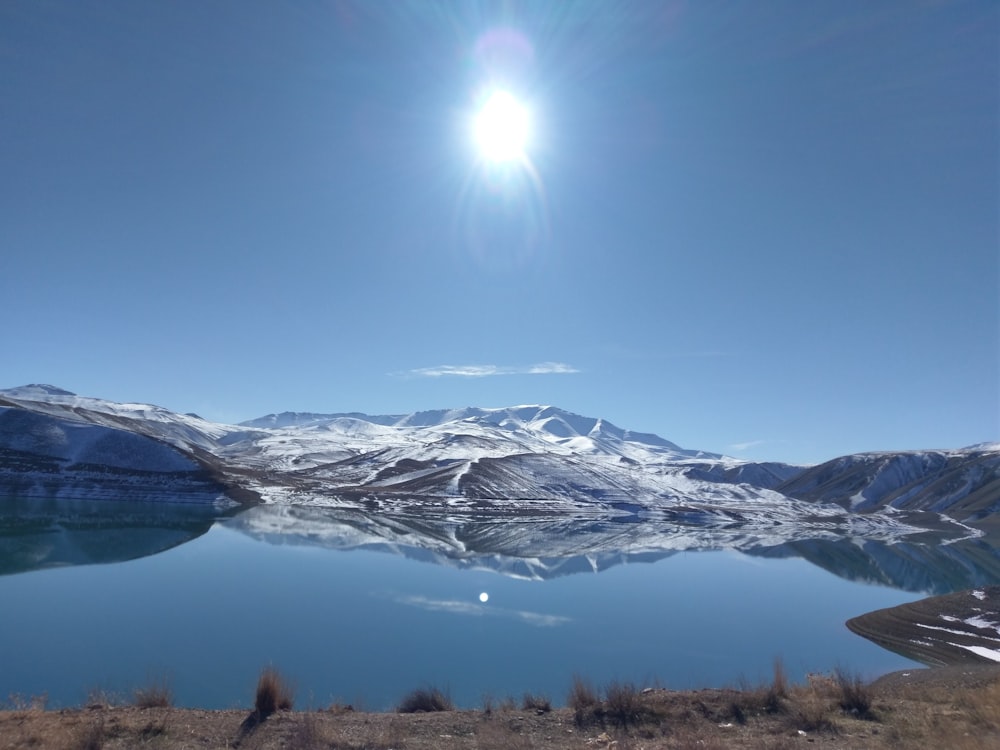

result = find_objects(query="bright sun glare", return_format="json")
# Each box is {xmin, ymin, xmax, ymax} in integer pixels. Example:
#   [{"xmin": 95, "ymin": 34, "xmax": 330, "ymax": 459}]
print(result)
[{"xmin": 474, "ymin": 90, "xmax": 529, "ymax": 163}]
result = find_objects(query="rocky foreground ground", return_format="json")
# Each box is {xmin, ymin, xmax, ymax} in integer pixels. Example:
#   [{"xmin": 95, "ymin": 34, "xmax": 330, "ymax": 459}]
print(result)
[{"xmin": 2, "ymin": 665, "xmax": 999, "ymax": 750}]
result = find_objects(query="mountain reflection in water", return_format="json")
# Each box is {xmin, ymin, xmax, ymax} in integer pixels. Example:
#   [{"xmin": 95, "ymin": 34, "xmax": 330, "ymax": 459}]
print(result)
[
  {"xmin": 2, "ymin": 498, "xmax": 998, "ymax": 596},
  {"xmin": 3, "ymin": 498, "xmax": 1000, "ymax": 710},
  {"xmin": 224, "ymin": 504, "xmax": 1000, "ymax": 596},
  {"xmin": 0, "ymin": 497, "xmax": 223, "ymax": 576}
]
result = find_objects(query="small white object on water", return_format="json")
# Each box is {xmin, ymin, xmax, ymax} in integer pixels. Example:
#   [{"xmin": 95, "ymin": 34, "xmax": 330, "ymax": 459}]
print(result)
[{"xmin": 479, "ymin": 592, "xmax": 489, "ymax": 603}]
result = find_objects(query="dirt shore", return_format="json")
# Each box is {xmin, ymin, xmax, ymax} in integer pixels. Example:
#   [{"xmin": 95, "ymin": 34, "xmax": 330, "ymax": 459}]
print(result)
[
  {"xmin": 2, "ymin": 665, "xmax": 999, "ymax": 750},
  {"xmin": 847, "ymin": 585, "xmax": 1000, "ymax": 667}
]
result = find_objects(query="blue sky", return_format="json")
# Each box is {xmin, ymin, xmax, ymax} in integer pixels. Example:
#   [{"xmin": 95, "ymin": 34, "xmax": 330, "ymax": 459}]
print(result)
[{"xmin": 2, "ymin": 1, "xmax": 997, "ymax": 465}]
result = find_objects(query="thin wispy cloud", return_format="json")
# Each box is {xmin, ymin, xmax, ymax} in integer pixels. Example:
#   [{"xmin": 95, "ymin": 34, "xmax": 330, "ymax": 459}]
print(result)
[
  {"xmin": 400, "ymin": 362, "xmax": 579, "ymax": 378},
  {"xmin": 525, "ymin": 362, "xmax": 579, "ymax": 374},
  {"xmin": 391, "ymin": 594, "xmax": 571, "ymax": 628}
]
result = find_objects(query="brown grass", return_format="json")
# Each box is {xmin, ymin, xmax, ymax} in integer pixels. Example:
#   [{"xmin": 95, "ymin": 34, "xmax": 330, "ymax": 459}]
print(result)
[
  {"xmin": 1, "ymin": 666, "xmax": 999, "ymax": 749},
  {"xmin": 567, "ymin": 674, "xmax": 600, "ymax": 726},
  {"xmin": 480, "ymin": 692, "xmax": 517, "ymax": 715},
  {"xmin": 521, "ymin": 691, "xmax": 551, "ymax": 713},
  {"xmin": 725, "ymin": 658, "xmax": 794, "ymax": 720},
  {"xmin": 782, "ymin": 680, "xmax": 838, "ymax": 733},
  {"xmin": 4, "ymin": 693, "xmax": 48, "ymax": 712},
  {"xmin": 770, "ymin": 657, "xmax": 789, "ymax": 701},
  {"xmin": 396, "ymin": 685, "xmax": 453, "ymax": 713},
  {"xmin": 132, "ymin": 677, "xmax": 173, "ymax": 709},
  {"xmin": 603, "ymin": 680, "xmax": 644, "ymax": 728},
  {"xmin": 254, "ymin": 667, "xmax": 294, "ymax": 717},
  {"xmin": 834, "ymin": 667, "xmax": 874, "ymax": 719}
]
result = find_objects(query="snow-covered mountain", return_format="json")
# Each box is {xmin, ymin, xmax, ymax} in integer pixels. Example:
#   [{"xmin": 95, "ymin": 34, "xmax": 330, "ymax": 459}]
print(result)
[
  {"xmin": 0, "ymin": 385, "xmax": 997, "ymax": 535},
  {"xmin": 0, "ymin": 389, "xmax": 230, "ymax": 504},
  {"xmin": 777, "ymin": 448, "xmax": 1000, "ymax": 523}
]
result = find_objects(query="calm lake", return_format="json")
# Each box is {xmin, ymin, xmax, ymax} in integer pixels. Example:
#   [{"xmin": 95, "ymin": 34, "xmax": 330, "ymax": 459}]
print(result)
[{"xmin": 1, "ymin": 498, "xmax": 998, "ymax": 710}]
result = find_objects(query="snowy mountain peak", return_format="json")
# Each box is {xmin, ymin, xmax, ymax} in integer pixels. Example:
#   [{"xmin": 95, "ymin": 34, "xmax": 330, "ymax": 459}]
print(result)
[
  {"xmin": 240, "ymin": 403, "xmax": 701, "ymax": 459},
  {"xmin": 1, "ymin": 384, "xmax": 76, "ymax": 398},
  {"xmin": 965, "ymin": 442, "xmax": 1000, "ymax": 453},
  {"xmin": 2, "ymin": 387, "xmax": 995, "ymax": 529}
]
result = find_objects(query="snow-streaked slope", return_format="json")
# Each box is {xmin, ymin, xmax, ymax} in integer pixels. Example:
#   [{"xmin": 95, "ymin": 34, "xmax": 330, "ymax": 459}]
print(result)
[
  {"xmin": 0, "ymin": 407, "xmax": 193, "ymax": 471},
  {"xmin": 0, "ymin": 406, "xmax": 229, "ymax": 504},
  {"xmin": 778, "ymin": 448, "xmax": 1000, "ymax": 522},
  {"xmin": 0, "ymin": 384, "xmax": 236, "ymax": 453},
  {"xmin": 242, "ymin": 405, "xmax": 709, "ymax": 461},
  {"xmin": 1, "ymin": 386, "xmax": 994, "ymax": 534},
  {"xmin": 228, "ymin": 403, "xmax": 797, "ymax": 510},
  {"xmin": 0, "ymin": 388, "xmax": 806, "ymax": 514}
]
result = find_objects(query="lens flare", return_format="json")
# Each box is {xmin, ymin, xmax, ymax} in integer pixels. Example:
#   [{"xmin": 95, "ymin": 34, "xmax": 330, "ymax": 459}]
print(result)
[{"xmin": 454, "ymin": 28, "xmax": 549, "ymax": 271}]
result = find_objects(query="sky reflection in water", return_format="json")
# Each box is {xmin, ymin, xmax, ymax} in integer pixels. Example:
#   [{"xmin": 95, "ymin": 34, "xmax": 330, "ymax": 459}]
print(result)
[{"xmin": 1, "ymin": 503, "xmax": 997, "ymax": 710}]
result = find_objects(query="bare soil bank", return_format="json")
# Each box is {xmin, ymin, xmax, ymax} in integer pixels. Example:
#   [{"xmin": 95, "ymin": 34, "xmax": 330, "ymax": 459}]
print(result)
[
  {"xmin": 848, "ymin": 585, "xmax": 1000, "ymax": 667},
  {"xmin": 2, "ymin": 666, "xmax": 999, "ymax": 750}
]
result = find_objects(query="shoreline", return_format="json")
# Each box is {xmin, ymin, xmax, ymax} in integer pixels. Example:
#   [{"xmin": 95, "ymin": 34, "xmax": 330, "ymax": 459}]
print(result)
[
  {"xmin": 847, "ymin": 586, "xmax": 1000, "ymax": 667},
  {"xmin": 2, "ymin": 665, "xmax": 999, "ymax": 749}
]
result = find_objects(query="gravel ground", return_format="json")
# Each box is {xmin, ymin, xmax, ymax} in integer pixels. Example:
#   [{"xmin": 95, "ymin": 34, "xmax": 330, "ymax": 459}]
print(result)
[{"xmin": 2, "ymin": 666, "xmax": 1000, "ymax": 750}]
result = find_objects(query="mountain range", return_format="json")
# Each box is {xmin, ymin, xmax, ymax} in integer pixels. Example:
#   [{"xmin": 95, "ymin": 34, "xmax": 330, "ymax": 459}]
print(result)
[
  {"xmin": 3, "ymin": 384, "xmax": 1000, "ymax": 590},
  {"xmin": 1, "ymin": 385, "xmax": 997, "ymax": 533}
]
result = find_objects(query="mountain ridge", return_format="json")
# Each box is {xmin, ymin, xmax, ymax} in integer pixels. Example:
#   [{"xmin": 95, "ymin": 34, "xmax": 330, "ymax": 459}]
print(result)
[
  {"xmin": 0, "ymin": 385, "xmax": 997, "ymax": 529},
  {"xmin": 240, "ymin": 404, "xmax": 702, "ymax": 458}
]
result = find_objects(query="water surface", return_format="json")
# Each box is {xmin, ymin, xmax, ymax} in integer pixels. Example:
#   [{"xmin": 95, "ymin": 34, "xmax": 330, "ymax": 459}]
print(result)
[{"xmin": 1, "ymin": 501, "xmax": 996, "ymax": 709}]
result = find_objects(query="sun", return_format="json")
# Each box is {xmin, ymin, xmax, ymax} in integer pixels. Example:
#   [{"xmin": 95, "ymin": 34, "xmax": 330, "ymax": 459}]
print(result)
[{"xmin": 474, "ymin": 90, "xmax": 530, "ymax": 163}]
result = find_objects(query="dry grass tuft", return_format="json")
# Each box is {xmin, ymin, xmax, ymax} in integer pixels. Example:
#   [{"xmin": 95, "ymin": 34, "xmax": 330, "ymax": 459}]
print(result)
[
  {"xmin": 480, "ymin": 692, "xmax": 517, "ymax": 715},
  {"xmin": 254, "ymin": 666, "xmax": 294, "ymax": 717},
  {"xmin": 834, "ymin": 668, "xmax": 874, "ymax": 720},
  {"xmin": 604, "ymin": 680, "xmax": 643, "ymax": 728},
  {"xmin": 786, "ymin": 684, "xmax": 838, "ymax": 733},
  {"xmin": 732, "ymin": 659, "xmax": 791, "ymax": 717},
  {"xmin": 567, "ymin": 674, "xmax": 600, "ymax": 726},
  {"xmin": 396, "ymin": 686, "xmax": 453, "ymax": 713},
  {"xmin": 771, "ymin": 657, "xmax": 789, "ymax": 701},
  {"xmin": 85, "ymin": 687, "xmax": 124, "ymax": 709},
  {"xmin": 133, "ymin": 677, "xmax": 173, "ymax": 708},
  {"xmin": 4, "ymin": 692, "xmax": 48, "ymax": 712},
  {"xmin": 521, "ymin": 691, "xmax": 551, "ymax": 713},
  {"xmin": 325, "ymin": 701, "xmax": 357, "ymax": 715}
]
